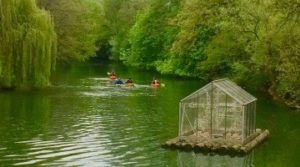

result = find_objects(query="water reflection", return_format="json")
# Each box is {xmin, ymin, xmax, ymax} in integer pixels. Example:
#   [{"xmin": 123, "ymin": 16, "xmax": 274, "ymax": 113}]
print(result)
[
  {"xmin": 0, "ymin": 92, "xmax": 52, "ymax": 166},
  {"xmin": 0, "ymin": 74, "xmax": 180, "ymax": 166},
  {"xmin": 177, "ymin": 151, "xmax": 254, "ymax": 167},
  {"xmin": 0, "ymin": 92, "xmax": 51, "ymax": 140}
]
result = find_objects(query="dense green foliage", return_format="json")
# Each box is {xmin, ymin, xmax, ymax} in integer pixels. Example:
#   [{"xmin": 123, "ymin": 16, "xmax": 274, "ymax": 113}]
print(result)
[
  {"xmin": 97, "ymin": 0, "xmax": 147, "ymax": 60},
  {"xmin": 121, "ymin": 0, "xmax": 180, "ymax": 69},
  {"xmin": 156, "ymin": 0, "xmax": 216, "ymax": 77},
  {"xmin": 204, "ymin": 0, "xmax": 300, "ymax": 108},
  {"xmin": 0, "ymin": 0, "xmax": 56, "ymax": 89},
  {"xmin": 38, "ymin": 0, "xmax": 101, "ymax": 61},
  {"xmin": 0, "ymin": 0, "xmax": 298, "ymax": 108},
  {"xmin": 112, "ymin": 0, "xmax": 299, "ymax": 108}
]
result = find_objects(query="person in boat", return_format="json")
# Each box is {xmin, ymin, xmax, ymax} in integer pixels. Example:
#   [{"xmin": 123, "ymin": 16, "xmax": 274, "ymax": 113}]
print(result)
[
  {"xmin": 151, "ymin": 78, "xmax": 159, "ymax": 85},
  {"xmin": 114, "ymin": 78, "xmax": 124, "ymax": 85},
  {"xmin": 125, "ymin": 78, "xmax": 133, "ymax": 84},
  {"xmin": 125, "ymin": 78, "xmax": 134, "ymax": 86},
  {"xmin": 108, "ymin": 71, "xmax": 117, "ymax": 80},
  {"xmin": 108, "ymin": 71, "xmax": 116, "ymax": 77}
]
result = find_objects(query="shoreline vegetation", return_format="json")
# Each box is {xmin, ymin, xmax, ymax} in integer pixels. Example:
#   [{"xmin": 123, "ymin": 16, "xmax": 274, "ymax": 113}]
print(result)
[
  {"xmin": 0, "ymin": 0, "xmax": 56, "ymax": 89},
  {"xmin": 0, "ymin": 0, "xmax": 299, "ymax": 110}
]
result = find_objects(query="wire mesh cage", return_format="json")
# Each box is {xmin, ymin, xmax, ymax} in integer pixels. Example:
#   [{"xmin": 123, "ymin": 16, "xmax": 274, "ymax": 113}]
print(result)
[{"xmin": 179, "ymin": 79, "xmax": 257, "ymax": 143}]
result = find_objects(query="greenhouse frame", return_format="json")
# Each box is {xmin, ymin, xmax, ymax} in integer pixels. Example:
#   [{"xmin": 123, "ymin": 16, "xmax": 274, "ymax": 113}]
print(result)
[{"xmin": 179, "ymin": 79, "xmax": 257, "ymax": 143}]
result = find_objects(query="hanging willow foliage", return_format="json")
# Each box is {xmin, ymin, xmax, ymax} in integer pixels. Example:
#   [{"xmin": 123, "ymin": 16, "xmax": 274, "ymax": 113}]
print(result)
[{"xmin": 0, "ymin": 0, "xmax": 56, "ymax": 89}]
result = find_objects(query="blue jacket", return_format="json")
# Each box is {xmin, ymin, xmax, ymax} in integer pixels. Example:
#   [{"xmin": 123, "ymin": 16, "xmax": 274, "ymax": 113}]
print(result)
[{"xmin": 115, "ymin": 79, "xmax": 124, "ymax": 84}]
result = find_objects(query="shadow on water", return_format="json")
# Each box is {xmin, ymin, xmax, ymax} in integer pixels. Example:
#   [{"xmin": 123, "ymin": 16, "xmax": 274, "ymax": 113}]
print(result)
[{"xmin": 177, "ymin": 151, "xmax": 254, "ymax": 167}]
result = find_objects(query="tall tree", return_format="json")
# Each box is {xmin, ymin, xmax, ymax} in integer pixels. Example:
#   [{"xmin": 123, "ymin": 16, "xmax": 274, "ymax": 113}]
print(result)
[
  {"xmin": 117, "ymin": 0, "xmax": 299, "ymax": 108},
  {"xmin": 97, "ymin": 0, "xmax": 147, "ymax": 60},
  {"xmin": 38, "ymin": 0, "xmax": 101, "ymax": 61},
  {"xmin": 202, "ymin": 0, "xmax": 300, "ymax": 107},
  {"xmin": 0, "ymin": 0, "xmax": 56, "ymax": 89},
  {"xmin": 121, "ymin": 0, "xmax": 180, "ymax": 69},
  {"xmin": 156, "ymin": 0, "xmax": 217, "ymax": 77}
]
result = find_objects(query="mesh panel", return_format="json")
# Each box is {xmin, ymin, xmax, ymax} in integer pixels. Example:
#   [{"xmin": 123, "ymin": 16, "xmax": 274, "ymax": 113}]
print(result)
[
  {"xmin": 224, "ymin": 95, "xmax": 243, "ymax": 140},
  {"xmin": 180, "ymin": 98, "xmax": 198, "ymax": 136},
  {"xmin": 197, "ymin": 92, "xmax": 210, "ymax": 132},
  {"xmin": 243, "ymin": 102, "xmax": 256, "ymax": 138},
  {"xmin": 180, "ymin": 91, "xmax": 212, "ymax": 137},
  {"xmin": 179, "ymin": 79, "xmax": 256, "ymax": 142},
  {"xmin": 211, "ymin": 87, "xmax": 242, "ymax": 139}
]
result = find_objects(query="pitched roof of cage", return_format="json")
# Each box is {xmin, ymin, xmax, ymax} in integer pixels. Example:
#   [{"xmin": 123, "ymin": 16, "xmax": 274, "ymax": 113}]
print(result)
[{"xmin": 181, "ymin": 78, "xmax": 257, "ymax": 105}]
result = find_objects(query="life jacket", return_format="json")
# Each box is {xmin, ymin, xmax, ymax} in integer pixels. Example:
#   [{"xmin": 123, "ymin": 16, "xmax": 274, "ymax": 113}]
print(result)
[{"xmin": 115, "ymin": 79, "xmax": 124, "ymax": 84}]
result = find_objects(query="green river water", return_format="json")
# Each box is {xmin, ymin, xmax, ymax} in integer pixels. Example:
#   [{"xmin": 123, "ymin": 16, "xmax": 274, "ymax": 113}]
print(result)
[{"xmin": 0, "ymin": 63, "xmax": 299, "ymax": 167}]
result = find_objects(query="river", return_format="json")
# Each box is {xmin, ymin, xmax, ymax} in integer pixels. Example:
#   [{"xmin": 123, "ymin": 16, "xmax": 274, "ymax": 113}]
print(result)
[{"xmin": 0, "ymin": 62, "xmax": 299, "ymax": 167}]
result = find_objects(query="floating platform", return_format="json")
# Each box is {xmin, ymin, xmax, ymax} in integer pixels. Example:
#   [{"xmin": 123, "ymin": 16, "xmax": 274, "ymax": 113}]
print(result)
[{"xmin": 162, "ymin": 129, "xmax": 269, "ymax": 154}]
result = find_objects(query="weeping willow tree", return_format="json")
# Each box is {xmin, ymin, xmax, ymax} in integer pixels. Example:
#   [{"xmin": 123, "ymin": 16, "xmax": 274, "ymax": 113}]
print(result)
[{"xmin": 0, "ymin": 0, "xmax": 56, "ymax": 89}]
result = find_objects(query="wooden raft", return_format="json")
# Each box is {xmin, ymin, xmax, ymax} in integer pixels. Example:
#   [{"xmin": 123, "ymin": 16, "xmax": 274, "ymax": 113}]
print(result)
[{"xmin": 162, "ymin": 129, "xmax": 269, "ymax": 154}]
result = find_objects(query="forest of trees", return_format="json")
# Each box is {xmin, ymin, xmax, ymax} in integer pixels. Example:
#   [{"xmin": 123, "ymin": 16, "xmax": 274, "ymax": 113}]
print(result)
[{"xmin": 0, "ymin": 0, "xmax": 299, "ymax": 109}]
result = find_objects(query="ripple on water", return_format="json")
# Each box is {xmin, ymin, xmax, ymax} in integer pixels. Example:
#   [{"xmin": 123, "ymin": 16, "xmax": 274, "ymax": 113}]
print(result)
[
  {"xmin": 0, "ymin": 76, "xmax": 164, "ymax": 167},
  {"xmin": 77, "ymin": 77, "xmax": 154, "ymax": 96},
  {"xmin": 9, "ymin": 135, "xmax": 115, "ymax": 166},
  {"xmin": 0, "ymin": 147, "xmax": 7, "ymax": 151},
  {"xmin": 87, "ymin": 77, "xmax": 110, "ymax": 81},
  {"xmin": 53, "ymin": 76, "xmax": 155, "ymax": 98}
]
